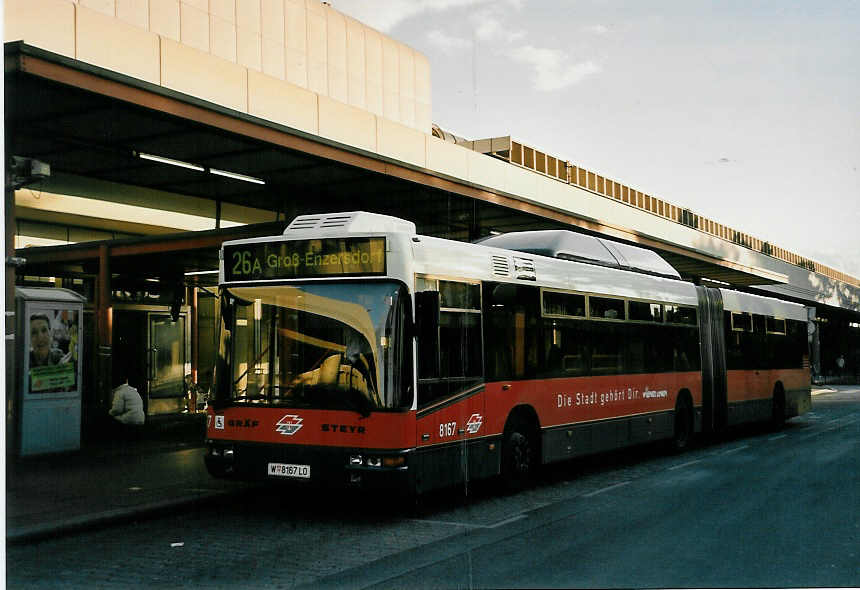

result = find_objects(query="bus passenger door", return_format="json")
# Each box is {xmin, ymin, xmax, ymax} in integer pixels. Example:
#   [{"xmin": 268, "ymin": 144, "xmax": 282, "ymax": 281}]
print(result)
[{"xmin": 414, "ymin": 284, "xmax": 486, "ymax": 493}]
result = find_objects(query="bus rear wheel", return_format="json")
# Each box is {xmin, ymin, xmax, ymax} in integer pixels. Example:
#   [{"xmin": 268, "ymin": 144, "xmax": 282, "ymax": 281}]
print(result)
[
  {"xmin": 771, "ymin": 389, "xmax": 786, "ymax": 429},
  {"xmin": 501, "ymin": 418, "xmax": 536, "ymax": 491},
  {"xmin": 671, "ymin": 396, "xmax": 693, "ymax": 452}
]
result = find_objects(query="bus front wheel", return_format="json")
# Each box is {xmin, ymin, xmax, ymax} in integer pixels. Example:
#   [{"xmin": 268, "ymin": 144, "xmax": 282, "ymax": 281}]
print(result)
[
  {"xmin": 501, "ymin": 418, "xmax": 536, "ymax": 491},
  {"xmin": 771, "ymin": 387, "xmax": 786, "ymax": 429}
]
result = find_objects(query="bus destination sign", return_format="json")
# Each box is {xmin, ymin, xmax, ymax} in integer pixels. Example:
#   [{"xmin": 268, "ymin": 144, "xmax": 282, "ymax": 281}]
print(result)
[{"xmin": 224, "ymin": 237, "xmax": 386, "ymax": 281}]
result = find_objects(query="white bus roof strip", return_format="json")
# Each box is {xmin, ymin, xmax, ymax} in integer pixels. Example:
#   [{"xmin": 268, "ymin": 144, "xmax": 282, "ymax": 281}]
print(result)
[
  {"xmin": 412, "ymin": 236, "xmax": 700, "ymax": 307},
  {"xmin": 720, "ymin": 289, "xmax": 808, "ymax": 321}
]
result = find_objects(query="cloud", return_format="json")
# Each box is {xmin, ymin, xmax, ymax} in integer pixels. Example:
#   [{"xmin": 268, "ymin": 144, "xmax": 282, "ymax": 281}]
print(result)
[
  {"xmin": 426, "ymin": 29, "xmax": 472, "ymax": 54},
  {"xmin": 507, "ymin": 46, "xmax": 602, "ymax": 92},
  {"xmin": 585, "ymin": 24, "xmax": 610, "ymax": 35},
  {"xmin": 472, "ymin": 11, "xmax": 525, "ymax": 42},
  {"xmin": 331, "ymin": 0, "xmax": 520, "ymax": 33}
]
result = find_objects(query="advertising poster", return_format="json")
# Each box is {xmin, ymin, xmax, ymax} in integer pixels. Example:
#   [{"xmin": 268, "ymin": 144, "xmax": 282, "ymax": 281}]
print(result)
[{"xmin": 28, "ymin": 308, "xmax": 79, "ymax": 393}]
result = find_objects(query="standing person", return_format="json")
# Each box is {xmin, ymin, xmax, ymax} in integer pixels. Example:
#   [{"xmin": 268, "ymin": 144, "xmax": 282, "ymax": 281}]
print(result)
[{"xmin": 836, "ymin": 354, "xmax": 846, "ymax": 381}]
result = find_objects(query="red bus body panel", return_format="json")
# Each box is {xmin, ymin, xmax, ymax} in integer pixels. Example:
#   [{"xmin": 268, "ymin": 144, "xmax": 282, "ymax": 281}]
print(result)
[{"xmin": 207, "ymin": 406, "xmax": 415, "ymax": 449}]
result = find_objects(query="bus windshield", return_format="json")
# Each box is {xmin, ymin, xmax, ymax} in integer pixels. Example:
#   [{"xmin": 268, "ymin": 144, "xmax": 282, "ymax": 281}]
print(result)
[{"xmin": 216, "ymin": 281, "xmax": 413, "ymax": 414}]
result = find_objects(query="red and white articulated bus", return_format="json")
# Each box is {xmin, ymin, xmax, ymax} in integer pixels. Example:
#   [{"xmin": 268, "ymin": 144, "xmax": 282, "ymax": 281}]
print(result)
[{"xmin": 205, "ymin": 211, "xmax": 811, "ymax": 493}]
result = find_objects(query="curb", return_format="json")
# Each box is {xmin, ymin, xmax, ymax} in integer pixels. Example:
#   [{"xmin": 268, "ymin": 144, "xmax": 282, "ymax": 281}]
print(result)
[
  {"xmin": 6, "ymin": 488, "xmax": 240, "ymax": 545},
  {"xmin": 812, "ymin": 388, "xmax": 838, "ymax": 396}
]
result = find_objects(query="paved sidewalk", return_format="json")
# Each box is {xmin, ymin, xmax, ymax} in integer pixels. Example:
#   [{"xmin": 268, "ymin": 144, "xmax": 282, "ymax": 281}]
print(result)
[{"xmin": 5, "ymin": 416, "xmax": 253, "ymax": 543}]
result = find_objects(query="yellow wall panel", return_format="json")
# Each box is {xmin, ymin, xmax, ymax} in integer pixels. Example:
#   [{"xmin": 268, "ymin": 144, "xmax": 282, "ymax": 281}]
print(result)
[
  {"xmin": 180, "ymin": 2, "xmax": 210, "ymax": 52},
  {"xmin": 161, "ymin": 37, "xmax": 247, "ymax": 112},
  {"xmin": 427, "ymin": 136, "xmax": 469, "ymax": 180},
  {"xmin": 286, "ymin": 47, "xmax": 308, "ymax": 88},
  {"xmin": 383, "ymin": 90, "xmax": 400, "ymax": 122},
  {"xmin": 468, "ymin": 148, "xmax": 511, "ymax": 191},
  {"xmin": 210, "ymin": 15, "xmax": 238, "ymax": 62},
  {"xmin": 326, "ymin": 8, "xmax": 348, "ymax": 103},
  {"xmin": 398, "ymin": 46, "xmax": 415, "ymax": 127},
  {"xmin": 284, "ymin": 0, "xmax": 308, "ymax": 87},
  {"xmin": 346, "ymin": 18, "xmax": 365, "ymax": 109},
  {"xmin": 306, "ymin": 3, "xmax": 328, "ymax": 94},
  {"xmin": 261, "ymin": 0, "xmax": 285, "ymax": 44},
  {"xmin": 415, "ymin": 102, "xmax": 432, "ymax": 134},
  {"xmin": 116, "ymin": 0, "xmax": 149, "ymax": 28},
  {"xmin": 248, "ymin": 69, "xmax": 318, "ymax": 134},
  {"xmin": 76, "ymin": 5, "xmax": 161, "ymax": 84},
  {"xmin": 305, "ymin": 0, "xmax": 325, "ymax": 17},
  {"xmin": 318, "ymin": 95, "xmax": 376, "ymax": 153},
  {"xmin": 150, "ymin": 0, "xmax": 180, "ymax": 41},
  {"xmin": 346, "ymin": 17, "xmax": 365, "ymax": 80},
  {"xmin": 398, "ymin": 45, "xmax": 414, "ymax": 99},
  {"xmin": 382, "ymin": 36, "xmax": 399, "ymax": 92},
  {"xmin": 81, "ymin": 0, "xmax": 116, "ymax": 17},
  {"xmin": 210, "ymin": 0, "xmax": 236, "ymax": 22},
  {"xmin": 399, "ymin": 97, "xmax": 415, "ymax": 129},
  {"xmin": 364, "ymin": 28, "xmax": 384, "ymax": 116},
  {"xmin": 236, "ymin": 26, "xmax": 262, "ymax": 69},
  {"xmin": 377, "ymin": 118, "xmax": 426, "ymax": 168},
  {"xmin": 236, "ymin": 0, "xmax": 261, "ymax": 34},
  {"xmin": 262, "ymin": 36, "xmax": 285, "ymax": 78},
  {"xmin": 4, "ymin": 0, "xmax": 76, "ymax": 58},
  {"xmin": 348, "ymin": 74, "xmax": 367, "ymax": 111},
  {"xmin": 284, "ymin": 0, "xmax": 307, "ymax": 51},
  {"xmin": 182, "ymin": 0, "xmax": 208, "ymax": 11},
  {"xmin": 414, "ymin": 52, "xmax": 431, "ymax": 106}
]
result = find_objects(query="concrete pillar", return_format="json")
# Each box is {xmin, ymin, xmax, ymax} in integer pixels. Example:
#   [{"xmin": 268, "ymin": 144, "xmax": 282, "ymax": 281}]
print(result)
[
  {"xmin": 5, "ymin": 184, "xmax": 18, "ymax": 456},
  {"xmin": 96, "ymin": 244, "xmax": 112, "ymax": 412}
]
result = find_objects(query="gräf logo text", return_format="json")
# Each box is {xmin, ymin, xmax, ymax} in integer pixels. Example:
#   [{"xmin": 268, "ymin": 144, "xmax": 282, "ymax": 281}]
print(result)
[
  {"xmin": 321, "ymin": 424, "xmax": 366, "ymax": 434},
  {"xmin": 228, "ymin": 418, "xmax": 259, "ymax": 428}
]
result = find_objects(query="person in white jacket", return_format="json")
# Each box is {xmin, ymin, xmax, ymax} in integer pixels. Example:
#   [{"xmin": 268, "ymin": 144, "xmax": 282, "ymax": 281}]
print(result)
[{"xmin": 110, "ymin": 381, "xmax": 145, "ymax": 425}]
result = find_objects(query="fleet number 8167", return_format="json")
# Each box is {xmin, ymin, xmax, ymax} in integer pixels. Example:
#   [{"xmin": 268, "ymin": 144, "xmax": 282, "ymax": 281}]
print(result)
[{"xmin": 440, "ymin": 421, "xmax": 457, "ymax": 438}]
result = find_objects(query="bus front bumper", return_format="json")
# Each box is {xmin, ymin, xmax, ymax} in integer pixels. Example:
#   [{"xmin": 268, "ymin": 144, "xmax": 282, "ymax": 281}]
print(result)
[{"xmin": 204, "ymin": 440, "xmax": 414, "ymax": 491}]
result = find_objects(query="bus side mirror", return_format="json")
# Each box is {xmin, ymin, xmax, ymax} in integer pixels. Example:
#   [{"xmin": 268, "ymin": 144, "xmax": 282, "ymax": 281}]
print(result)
[{"xmin": 221, "ymin": 293, "xmax": 234, "ymax": 327}]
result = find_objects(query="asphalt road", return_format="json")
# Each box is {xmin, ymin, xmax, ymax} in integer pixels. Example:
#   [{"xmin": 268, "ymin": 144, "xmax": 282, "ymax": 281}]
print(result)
[{"xmin": 7, "ymin": 387, "xmax": 859, "ymax": 589}]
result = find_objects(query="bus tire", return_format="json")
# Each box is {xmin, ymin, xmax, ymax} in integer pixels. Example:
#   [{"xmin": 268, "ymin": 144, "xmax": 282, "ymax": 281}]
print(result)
[
  {"xmin": 771, "ymin": 385, "xmax": 786, "ymax": 429},
  {"xmin": 671, "ymin": 394, "xmax": 694, "ymax": 452},
  {"xmin": 501, "ymin": 416, "xmax": 537, "ymax": 491}
]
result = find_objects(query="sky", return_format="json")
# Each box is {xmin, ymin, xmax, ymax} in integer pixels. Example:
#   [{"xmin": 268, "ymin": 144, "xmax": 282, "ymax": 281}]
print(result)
[{"xmin": 332, "ymin": 0, "xmax": 859, "ymax": 278}]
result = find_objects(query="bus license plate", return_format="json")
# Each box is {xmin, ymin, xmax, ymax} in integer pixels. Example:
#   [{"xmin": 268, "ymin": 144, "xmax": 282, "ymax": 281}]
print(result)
[{"xmin": 268, "ymin": 463, "xmax": 310, "ymax": 479}]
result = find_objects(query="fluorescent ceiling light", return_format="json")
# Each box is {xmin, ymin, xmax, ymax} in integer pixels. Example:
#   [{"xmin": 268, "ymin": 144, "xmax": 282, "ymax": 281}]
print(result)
[
  {"xmin": 136, "ymin": 151, "xmax": 265, "ymax": 184},
  {"xmin": 184, "ymin": 270, "xmax": 219, "ymax": 276},
  {"xmin": 209, "ymin": 168, "xmax": 266, "ymax": 185},
  {"xmin": 137, "ymin": 152, "xmax": 205, "ymax": 172}
]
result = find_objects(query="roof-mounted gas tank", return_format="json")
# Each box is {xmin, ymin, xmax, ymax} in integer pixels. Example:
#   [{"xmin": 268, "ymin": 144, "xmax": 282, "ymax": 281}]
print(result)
[
  {"xmin": 284, "ymin": 211, "xmax": 416, "ymax": 237},
  {"xmin": 476, "ymin": 230, "xmax": 681, "ymax": 279}
]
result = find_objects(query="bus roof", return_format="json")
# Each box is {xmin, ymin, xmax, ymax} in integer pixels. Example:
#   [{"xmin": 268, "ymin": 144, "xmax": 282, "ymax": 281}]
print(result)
[{"xmin": 221, "ymin": 211, "xmax": 810, "ymax": 320}]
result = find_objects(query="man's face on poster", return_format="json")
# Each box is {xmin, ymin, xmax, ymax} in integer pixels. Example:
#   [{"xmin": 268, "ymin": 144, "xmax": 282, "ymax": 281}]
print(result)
[{"xmin": 30, "ymin": 317, "xmax": 52, "ymax": 362}]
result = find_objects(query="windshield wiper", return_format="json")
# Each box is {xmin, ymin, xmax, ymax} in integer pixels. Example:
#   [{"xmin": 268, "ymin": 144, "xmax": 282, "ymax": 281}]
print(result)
[{"xmin": 343, "ymin": 388, "xmax": 374, "ymax": 418}]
